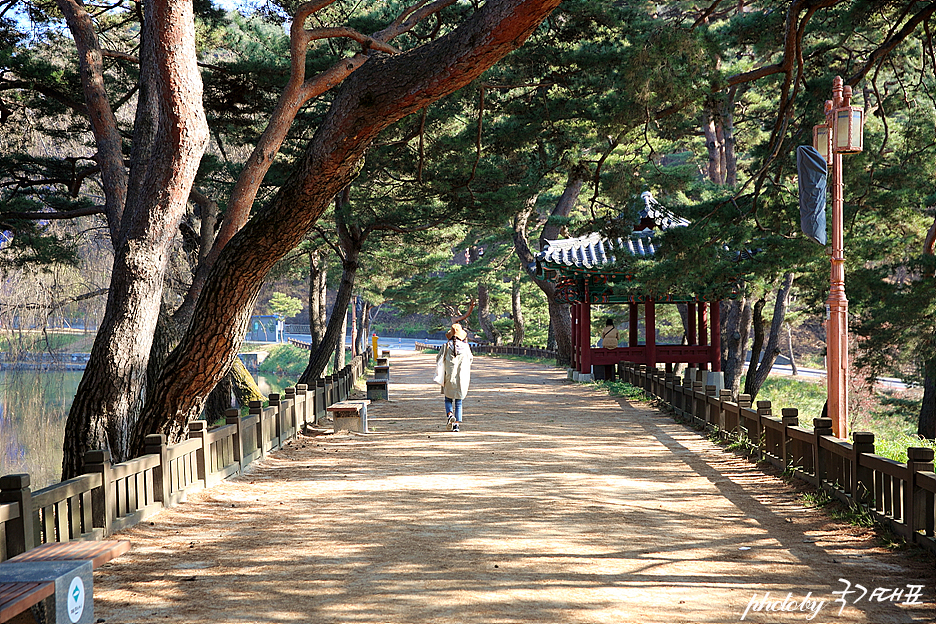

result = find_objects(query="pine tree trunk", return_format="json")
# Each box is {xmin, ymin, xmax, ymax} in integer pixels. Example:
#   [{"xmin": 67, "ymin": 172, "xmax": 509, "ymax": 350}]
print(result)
[
  {"xmin": 919, "ymin": 356, "xmax": 936, "ymax": 439},
  {"xmin": 511, "ymin": 169, "xmax": 586, "ymax": 366},
  {"xmin": 129, "ymin": 0, "xmax": 564, "ymax": 453},
  {"xmin": 477, "ymin": 282, "xmax": 501, "ymax": 345},
  {"xmin": 787, "ymin": 324, "xmax": 798, "ymax": 376},
  {"xmin": 334, "ymin": 303, "xmax": 348, "ymax": 371},
  {"xmin": 61, "ymin": 0, "xmax": 208, "ymax": 478},
  {"xmin": 511, "ymin": 275, "xmax": 524, "ymax": 346},
  {"xmin": 723, "ymin": 296, "xmax": 752, "ymax": 399},
  {"xmin": 744, "ymin": 273, "xmax": 795, "ymax": 400},
  {"xmin": 743, "ymin": 296, "xmax": 767, "ymax": 397},
  {"xmin": 204, "ymin": 372, "xmax": 233, "ymax": 423},
  {"xmin": 299, "ymin": 208, "xmax": 363, "ymax": 386},
  {"xmin": 230, "ymin": 357, "xmax": 264, "ymax": 406},
  {"xmin": 349, "ymin": 295, "xmax": 357, "ymax": 357},
  {"xmin": 722, "ymin": 88, "xmax": 739, "ymax": 186},
  {"xmin": 309, "ymin": 249, "xmax": 327, "ymax": 351}
]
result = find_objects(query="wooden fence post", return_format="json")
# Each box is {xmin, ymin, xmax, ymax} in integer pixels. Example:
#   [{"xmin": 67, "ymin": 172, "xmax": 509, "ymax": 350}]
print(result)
[
  {"xmin": 812, "ymin": 417, "xmax": 833, "ymax": 488},
  {"xmin": 84, "ymin": 449, "xmax": 114, "ymax": 535},
  {"xmin": 906, "ymin": 447, "xmax": 935, "ymax": 539},
  {"xmin": 249, "ymin": 400, "xmax": 264, "ymax": 457},
  {"xmin": 316, "ymin": 379, "xmax": 327, "ymax": 422},
  {"xmin": 692, "ymin": 381, "xmax": 705, "ymax": 425},
  {"xmin": 269, "ymin": 394, "xmax": 282, "ymax": 449},
  {"xmin": 189, "ymin": 421, "xmax": 208, "ymax": 482},
  {"xmin": 851, "ymin": 432, "xmax": 875, "ymax": 503},
  {"xmin": 225, "ymin": 409, "xmax": 243, "ymax": 470},
  {"xmin": 0, "ymin": 474, "xmax": 34, "ymax": 558},
  {"xmin": 719, "ymin": 389, "xmax": 732, "ymax": 432},
  {"xmin": 284, "ymin": 387, "xmax": 297, "ymax": 435},
  {"xmin": 295, "ymin": 385, "xmax": 308, "ymax": 428},
  {"xmin": 781, "ymin": 408, "xmax": 799, "ymax": 469},
  {"xmin": 144, "ymin": 434, "xmax": 169, "ymax": 505},
  {"xmin": 755, "ymin": 400, "xmax": 771, "ymax": 459}
]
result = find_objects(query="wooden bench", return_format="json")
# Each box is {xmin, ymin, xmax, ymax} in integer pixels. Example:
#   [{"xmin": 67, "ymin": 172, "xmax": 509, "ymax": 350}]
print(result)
[
  {"xmin": 327, "ymin": 400, "xmax": 370, "ymax": 433},
  {"xmin": 366, "ymin": 379, "xmax": 388, "ymax": 401},
  {"xmin": 0, "ymin": 581, "xmax": 54, "ymax": 624},
  {"xmin": 0, "ymin": 540, "xmax": 130, "ymax": 623}
]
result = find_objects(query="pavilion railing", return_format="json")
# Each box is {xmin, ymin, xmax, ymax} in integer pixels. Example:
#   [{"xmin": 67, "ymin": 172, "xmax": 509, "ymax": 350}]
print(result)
[
  {"xmin": 0, "ymin": 349, "xmax": 371, "ymax": 562},
  {"xmin": 618, "ymin": 362, "xmax": 936, "ymax": 555},
  {"xmin": 414, "ymin": 341, "xmax": 556, "ymax": 360}
]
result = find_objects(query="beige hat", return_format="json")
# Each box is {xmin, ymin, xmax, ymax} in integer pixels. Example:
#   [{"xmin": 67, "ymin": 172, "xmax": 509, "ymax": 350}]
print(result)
[{"xmin": 446, "ymin": 322, "xmax": 467, "ymax": 341}]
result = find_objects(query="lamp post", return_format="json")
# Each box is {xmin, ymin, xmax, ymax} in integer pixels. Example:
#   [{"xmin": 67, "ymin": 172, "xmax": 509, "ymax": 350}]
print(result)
[{"xmin": 813, "ymin": 76, "xmax": 863, "ymax": 439}]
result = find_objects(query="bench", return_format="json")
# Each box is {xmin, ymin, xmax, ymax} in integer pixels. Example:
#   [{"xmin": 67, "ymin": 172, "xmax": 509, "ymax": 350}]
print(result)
[
  {"xmin": 373, "ymin": 365, "xmax": 390, "ymax": 380},
  {"xmin": 375, "ymin": 357, "xmax": 389, "ymax": 367},
  {"xmin": 327, "ymin": 400, "xmax": 370, "ymax": 433},
  {"xmin": 0, "ymin": 540, "xmax": 130, "ymax": 624},
  {"xmin": 366, "ymin": 379, "xmax": 388, "ymax": 401}
]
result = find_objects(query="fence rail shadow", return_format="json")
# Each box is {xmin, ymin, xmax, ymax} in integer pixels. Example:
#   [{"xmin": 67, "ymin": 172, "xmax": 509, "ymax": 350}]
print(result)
[
  {"xmin": 0, "ymin": 349, "xmax": 371, "ymax": 562},
  {"xmin": 618, "ymin": 362, "xmax": 936, "ymax": 555}
]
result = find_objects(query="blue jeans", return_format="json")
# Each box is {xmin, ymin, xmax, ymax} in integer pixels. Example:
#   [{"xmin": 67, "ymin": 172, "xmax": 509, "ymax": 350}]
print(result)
[{"xmin": 444, "ymin": 397, "xmax": 463, "ymax": 422}]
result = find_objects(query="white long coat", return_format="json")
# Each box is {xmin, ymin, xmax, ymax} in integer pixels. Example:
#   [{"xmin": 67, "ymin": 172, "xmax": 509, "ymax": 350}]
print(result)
[{"xmin": 437, "ymin": 340, "xmax": 473, "ymax": 400}]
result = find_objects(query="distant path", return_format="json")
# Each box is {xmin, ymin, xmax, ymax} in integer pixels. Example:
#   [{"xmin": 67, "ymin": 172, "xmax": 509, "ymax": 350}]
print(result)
[{"xmin": 95, "ymin": 351, "xmax": 933, "ymax": 623}]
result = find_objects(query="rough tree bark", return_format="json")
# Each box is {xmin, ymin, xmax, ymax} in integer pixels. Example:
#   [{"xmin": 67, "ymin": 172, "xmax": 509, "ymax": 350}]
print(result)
[
  {"xmin": 309, "ymin": 249, "xmax": 327, "ymax": 351},
  {"xmin": 920, "ymin": 355, "xmax": 936, "ymax": 439},
  {"xmin": 743, "ymin": 273, "xmax": 795, "ymax": 399},
  {"xmin": 511, "ymin": 167, "xmax": 588, "ymax": 366},
  {"xmin": 511, "ymin": 274, "xmax": 524, "ymax": 346},
  {"xmin": 722, "ymin": 296, "xmax": 752, "ymax": 399},
  {"xmin": 61, "ymin": 0, "xmax": 209, "ymax": 477},
  {"xmin": 470, "ymin": 246, "xmax": 502, "ymax": 345},
  {"xmin": 298, "ymin": 204, "xmax": 363, "ymax": 385}
]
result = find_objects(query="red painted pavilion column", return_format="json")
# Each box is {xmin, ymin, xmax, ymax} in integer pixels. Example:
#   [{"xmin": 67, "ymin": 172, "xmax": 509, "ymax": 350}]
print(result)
[
  {"xmin": 687, "ymin": 302, "xmax": 697, "ymax": 345},
  {"xmin": 629, "ymin": 303, "xmax": 639, "ymax": 347},
  {"xmin": 710, "ymin": 300, "xmax": 721, "ymax": 372},
  {"xmin": 571, "ymin": 303, "xmax": 579, "ymax": 371},
  {"xmin": 581, "ymin": 294, "xmax": 592, "ymax": 375},
  {"xmin": 645, "ymin": 299, "xmax": 656, "ymax": 369},
  {"xmin": 698, "ymin": 303, "xmax": 708, "ymax": 370}
]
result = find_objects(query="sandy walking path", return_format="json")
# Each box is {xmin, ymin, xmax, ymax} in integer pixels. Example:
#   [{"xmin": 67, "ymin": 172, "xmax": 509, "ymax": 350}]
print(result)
[{"xmin": 94, "ymin": 351, "xmax": 934, "ymax": 623}]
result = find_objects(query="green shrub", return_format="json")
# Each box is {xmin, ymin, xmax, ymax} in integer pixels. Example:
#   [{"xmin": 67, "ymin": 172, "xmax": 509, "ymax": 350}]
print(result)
[{"xmin": 259, "ymin": 345, "xmax": 308, "ymax": 376}]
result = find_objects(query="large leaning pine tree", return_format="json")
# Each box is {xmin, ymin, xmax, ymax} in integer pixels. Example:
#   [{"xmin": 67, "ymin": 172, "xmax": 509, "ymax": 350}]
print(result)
[{"xmin": 54, "ymin": 0, "xmax": 564, "ymax": 477}]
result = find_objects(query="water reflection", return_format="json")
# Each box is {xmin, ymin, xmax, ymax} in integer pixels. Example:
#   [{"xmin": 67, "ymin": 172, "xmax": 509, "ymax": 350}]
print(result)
[
  {"xmin": 0, "ymin": 371, "xmax": 291, "ymax": 489},
  {"xmin": 0, "ymin": 370, "xmax": 81, "ymax": 490}
]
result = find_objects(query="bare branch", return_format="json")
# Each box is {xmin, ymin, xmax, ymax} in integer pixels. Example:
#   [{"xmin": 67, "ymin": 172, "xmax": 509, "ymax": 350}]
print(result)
[{"xmin": 1, "ymin": 206, "xmax": 105, "ymax": 222}]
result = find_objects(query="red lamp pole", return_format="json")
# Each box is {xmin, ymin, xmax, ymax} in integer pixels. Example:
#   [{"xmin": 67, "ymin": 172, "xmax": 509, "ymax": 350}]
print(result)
[
  {"xmin": 827, "ymin": 84, "xmax": 848, "ymax": 439},
  {"xmin": 822, "ymin": 76, "xmax": 863, "ymax": 439}
]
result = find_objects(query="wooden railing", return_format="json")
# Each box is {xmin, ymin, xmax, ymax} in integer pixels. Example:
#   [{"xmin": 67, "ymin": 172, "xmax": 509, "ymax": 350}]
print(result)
[
  {"xmin": 618, "ymin": 362, "xmax": 936, "ymax": 554},
  {"xmin": 0, "ymin": 349, "xmax": 370, "ymax": 561},
  {"xmin": 414, "ymin": 341, "xmax": 556, "ymax": 360}
]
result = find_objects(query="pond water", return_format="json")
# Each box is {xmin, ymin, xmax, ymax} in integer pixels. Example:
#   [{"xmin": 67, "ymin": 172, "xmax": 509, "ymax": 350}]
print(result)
[{"xmin": 0, "ymin": 369, "xmax": 295, "ymax": 490}]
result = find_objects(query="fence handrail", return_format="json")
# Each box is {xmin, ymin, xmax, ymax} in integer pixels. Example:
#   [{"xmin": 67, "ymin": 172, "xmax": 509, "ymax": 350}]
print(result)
[
  {"xmin": 0, "ymin": 348, "xmax": 372, "ymax": 561},
  {"xmin": 618, "ymin": 362, "xmax": 936, "ymax": 554}
]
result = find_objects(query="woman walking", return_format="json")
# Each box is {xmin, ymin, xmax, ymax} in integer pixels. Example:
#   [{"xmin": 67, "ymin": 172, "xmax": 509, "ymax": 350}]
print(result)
[{"xmin": 437, "ymin": 322, "xmax": 473, "ymax": 432}]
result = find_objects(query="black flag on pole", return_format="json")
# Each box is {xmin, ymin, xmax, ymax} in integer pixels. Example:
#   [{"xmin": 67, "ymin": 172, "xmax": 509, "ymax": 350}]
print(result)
[{"xmin": 797, "ymin": 145, "xmax": 827, "ymax": 245}]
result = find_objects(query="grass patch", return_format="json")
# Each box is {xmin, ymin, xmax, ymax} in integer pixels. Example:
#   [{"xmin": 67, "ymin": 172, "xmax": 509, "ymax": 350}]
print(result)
[
  {"xmin": 258, "ymin": 344, "xmax": 310, "ymax": 376},
  {"xmin": 0, "ymin": 330, "xmax": 89, "ymax": 353},
  {"xmin": 746, "ymin": 375, "xmax": 934, "ymax": 463},
  {"xmin": 591, "ymin": 379, "xmax": 651, "ymax": 402},
  {"xmin": 745, "ymin": 376, "xmax": 826, "ymax": 424}
]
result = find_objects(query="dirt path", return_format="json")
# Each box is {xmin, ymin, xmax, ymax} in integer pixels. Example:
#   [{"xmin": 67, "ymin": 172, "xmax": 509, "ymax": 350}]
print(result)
[{"xmin": 95, "ymin": 352, "xmax": 934, "ymax": 623}]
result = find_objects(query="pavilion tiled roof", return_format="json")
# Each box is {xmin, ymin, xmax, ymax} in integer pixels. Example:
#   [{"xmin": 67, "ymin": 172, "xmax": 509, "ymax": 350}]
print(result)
[
  {"xmin": 537, "ymin": 231, "xmax": 658, "ymax": 270},
  {"xmin": 536, "ymin": 192, "xmax": 682, "ymax": 271}
]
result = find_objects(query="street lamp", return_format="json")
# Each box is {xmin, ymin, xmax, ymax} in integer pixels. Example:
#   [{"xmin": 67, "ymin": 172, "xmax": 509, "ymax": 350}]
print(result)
[{"xmin": 813, "ymin": 76, "xmax": 863, "ymax": 439}]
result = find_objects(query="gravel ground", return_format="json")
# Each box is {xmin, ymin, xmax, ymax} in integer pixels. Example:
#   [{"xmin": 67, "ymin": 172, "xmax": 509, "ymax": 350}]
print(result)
[{"xmin": 93, "ymin": 351, "xmax": 935, "ymax": 624}]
